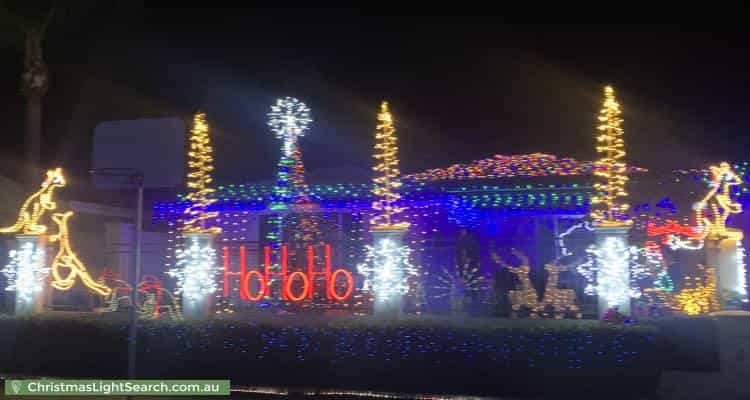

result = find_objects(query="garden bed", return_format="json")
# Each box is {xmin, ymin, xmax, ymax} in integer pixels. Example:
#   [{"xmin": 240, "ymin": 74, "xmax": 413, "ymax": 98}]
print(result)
[{"xmin": 0, "ymin": 313, "xmax": 667, "ymax": 398}]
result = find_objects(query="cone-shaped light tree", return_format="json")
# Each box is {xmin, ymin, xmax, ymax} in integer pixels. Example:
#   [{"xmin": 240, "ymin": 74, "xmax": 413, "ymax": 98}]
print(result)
[
  {"xmin": 359, "ymin": 101, "xmax": 417, "ymax": 317},
  {"xmin": 169, "ymin": 111, "xmax": 221, "ymax": 319},
  {"xmin": 183, "ymin": 112, "xmax": 221, "ymax": 234},
  {"xmin": 591, "ymin": 86, "xmax": 630, "ymax": 226},
  {"xmin": 586, "ymin": 86, "xmax": 634, "ymax": 317},
  {"xmin": 371, "ymin": 101, "xmax": 409, "ymax": 230}
]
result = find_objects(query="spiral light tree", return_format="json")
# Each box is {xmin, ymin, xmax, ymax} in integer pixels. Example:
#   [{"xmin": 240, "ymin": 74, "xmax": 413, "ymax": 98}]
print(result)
[
  {"xmin": 358, "ymin": 101, "xmax": 415, "ymax": 317},
  {"xmin": 168, "ymin": 111, "xmax": 221, "ymax": 319},
  {"xmin": 589, "ymin": 86, "xmax": 634, "ymax": 317},
  {"xmin": 0, "ymin": 168, "xmax": 66, "ymax": 314}
]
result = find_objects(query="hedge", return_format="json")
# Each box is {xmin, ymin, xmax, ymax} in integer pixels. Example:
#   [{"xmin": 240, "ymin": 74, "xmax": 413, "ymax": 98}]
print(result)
[{"xmin": 0, "ymin": 314, "xmax": 666, "ymax": 398}]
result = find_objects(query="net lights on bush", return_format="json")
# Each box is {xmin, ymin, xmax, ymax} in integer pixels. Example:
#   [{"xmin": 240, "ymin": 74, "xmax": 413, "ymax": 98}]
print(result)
[
  {"xmin": 1, "ymin": 242, "xmax": 47, "ymax": 302},
  {"xmin": 168, "ymin": 236, "xmax": 219, "ymax": 302},
  {"xmin": 371, "ymin": 101, "xmax": 409, "ymax": 230},
  {"xmin": 577, "ymin": 236, "xmax": 642, "ymax": 308},
  {"xmin": 591, "ymin": 86, "xmax": 631, "ymax": 226},
  {"xmin": 183, "ymin": 111, "xmax": 221, "ymax": 234},
  {"xmin": 357, "ymin": 237, "xmax": 418, "ymax": 300}
]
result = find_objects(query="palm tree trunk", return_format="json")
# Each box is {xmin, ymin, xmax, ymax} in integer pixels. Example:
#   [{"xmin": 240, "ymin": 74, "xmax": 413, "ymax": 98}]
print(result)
[
  {"xmin": 21, "ymin": 29, "xmax": 48, "ymax": 185},
  {"xmin": 24, "ymin": 94, "xmax": 42, "ymax": 184}
]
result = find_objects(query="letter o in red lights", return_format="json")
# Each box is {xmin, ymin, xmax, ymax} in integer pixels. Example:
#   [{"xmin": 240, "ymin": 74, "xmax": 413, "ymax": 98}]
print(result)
[
  {"xmin": 328, "ymin": 269, "xmax": 353, "ymax": 301},
  {"xmin": 242, "ymin": 270, "xmax": 266, "ymax": 301},
  {"xmin": 284, "ymin": 271, "xmax": 310, "ymax": 302}
]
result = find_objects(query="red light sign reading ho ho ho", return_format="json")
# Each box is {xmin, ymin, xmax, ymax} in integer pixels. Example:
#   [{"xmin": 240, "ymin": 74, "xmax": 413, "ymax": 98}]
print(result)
[{"xmin": 222, "ymin": 244, "xmax": 354, "ymax": 302}]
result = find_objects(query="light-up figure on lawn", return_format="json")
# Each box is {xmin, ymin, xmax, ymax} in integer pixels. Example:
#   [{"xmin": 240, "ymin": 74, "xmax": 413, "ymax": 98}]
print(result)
[{"xmin": 49, "ymin": 211, "xmax": 112, "ymax": 296}]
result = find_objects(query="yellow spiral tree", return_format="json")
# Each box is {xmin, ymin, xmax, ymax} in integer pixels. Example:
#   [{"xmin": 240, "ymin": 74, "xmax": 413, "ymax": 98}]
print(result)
[
  {"xmin": 183, "ymin": 111, "xmax": 221, "ymax": 234},
  {"xmin": 371, "ymin": 101, "xmax": 409, "ymax": 230},
  {"xmin": 591, "ymin": 85, "xmax": 631, "ymax": 226}
]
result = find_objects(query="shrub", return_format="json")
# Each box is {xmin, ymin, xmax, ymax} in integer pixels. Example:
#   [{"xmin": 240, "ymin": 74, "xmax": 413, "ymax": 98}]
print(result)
[{"xmin": 0, "ymin": 314, "xmax": 665, "ymax": 398}]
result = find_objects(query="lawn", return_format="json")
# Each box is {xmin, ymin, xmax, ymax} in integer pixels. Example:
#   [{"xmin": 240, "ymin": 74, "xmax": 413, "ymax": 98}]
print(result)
[{"xmin": 0, "ymin": 312, "xmax": 700, "ymax": 398}]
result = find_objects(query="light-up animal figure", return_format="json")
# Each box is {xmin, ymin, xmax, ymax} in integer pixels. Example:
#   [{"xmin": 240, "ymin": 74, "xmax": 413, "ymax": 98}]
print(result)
[
  {"xmin": 100, "ymin": 271, "xmax": 182, "ymax": 320},
  {"xmin": 694, "ymin": 162, "xmax": 743, "ymax": 240},
  {"xmin": 494, "ymin": 249, "xmax": 538, "ymax": 318},
  {"xmin": 0, "ymin": 168, "xmax": 65, "ymax": 235},
  {"xmin": 537, "ymin": 263, "xmax": 580, "ymax": 319},
  {"xmin": 49, "ymin": 211, "xmax": 112, "ymax": 296}
]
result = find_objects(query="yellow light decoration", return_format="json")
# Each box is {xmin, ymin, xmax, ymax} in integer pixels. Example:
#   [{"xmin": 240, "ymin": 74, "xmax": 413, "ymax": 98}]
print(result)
[
  {"xmin": 591, "ymin": 86, "xmax": 631, "ymax": 226},
  {"xmin": 536, "ymin": 263, "xmax": 580, "ymax": 319},
  {"xmin": 49, "ymin": 211, "xmax": 112, "ymax": 296},
  {"xmin": 102, "ymin": 278, "xmax": 182, "ymax": 321},
  {"xmin": 0, "ymin": 168, "xmax": 65, "ymax": 235},
  {"xmin": 675, "ymin": 264, "xmax": 719, "ymax": 316},
  {"xmin": 370, "ymin": 101, "xmax": 409, "ymax": 230},
  {"xmin": 183, "ymin": 111, "xmax": 221, "ymax": 234},
  {"xmin": 494, "ymin": 249, "xmax": 538, "ymax": 317},
  {"xmin": 694, "ymin": 162, "xmax": 743, "ymax": 240}
]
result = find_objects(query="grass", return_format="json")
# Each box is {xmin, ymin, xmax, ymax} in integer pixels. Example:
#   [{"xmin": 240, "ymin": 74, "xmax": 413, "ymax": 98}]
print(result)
[{"xmin": 0, "ymin": 312, "xmax": 671, "ymax": 398}]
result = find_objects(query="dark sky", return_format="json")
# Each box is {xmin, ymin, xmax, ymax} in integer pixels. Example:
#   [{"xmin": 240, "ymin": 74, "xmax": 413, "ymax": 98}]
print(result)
[{"xmin": 0, "ymin": 4, "xmax": 748, "ymax": 185}]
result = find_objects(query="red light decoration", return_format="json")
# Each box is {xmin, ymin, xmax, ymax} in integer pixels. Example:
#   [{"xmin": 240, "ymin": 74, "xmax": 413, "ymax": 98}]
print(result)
[
  {"xmin": 308, "ymin": 244, "xmax": 331, "ymax": 299},
  {"xmin": 139, "ymin": 275, "xmax": 164, "ymax": 319},
  {"xmin": 328, "ymin": 269, "xmax": 354, "ymax": 301},
  {"xmin": 223, "ymin": 243, "xmax": 354, "ymax": 302},
  {"xmin": 241, "ymin": 270, "xmax": 266, "ymax": 301},
  {"xmin": 647, "ymin": 220, "xmax": 701, "ymax": 245},
  {"xmin": 284, "ymin": 271, "xmax": 310, "ymax": 301},
  {"xmin": 98, "ymin": 271, "xmax": 168, "ymax": 320},
  {"xmin": 264, "ymin": 245, "xmax": 288, "ymax": 299},
  {"xmin": 402, "ymin": 153, "xmax": 647, "ymax": 183}
]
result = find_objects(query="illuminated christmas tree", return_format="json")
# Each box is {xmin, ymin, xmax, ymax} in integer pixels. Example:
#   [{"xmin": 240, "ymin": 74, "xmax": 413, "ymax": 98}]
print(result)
[
  {"xmin": 172, "ymin": 112, "xmax": 221, "ymax": 318},
  {"xmin": 371, "ymin": 101, "xmax": 408, "ymax": 229},
  {"xmin": 591, "ymin": 86, "xmax": 631, "ymax": 226},
  {"xmin": 268, "ymin": 97, "xmax": 312, "ymax": 209},
  {"xmin": 183, "ymin": 111, "xmax": 220, "ymax": 234},
  {"xmin": 290, "ymin": 145, "xmax": 311, "ymax": 205}
]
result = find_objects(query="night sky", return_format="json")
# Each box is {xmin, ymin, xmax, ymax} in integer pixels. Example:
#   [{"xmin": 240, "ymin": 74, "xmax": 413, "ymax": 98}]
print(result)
[{"xmin": 0, "ymin": 4, "xmax": 748, "ymax": 186}]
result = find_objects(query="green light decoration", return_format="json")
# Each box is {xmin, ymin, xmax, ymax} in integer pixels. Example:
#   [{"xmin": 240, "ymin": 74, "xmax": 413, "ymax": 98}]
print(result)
[{"xmin": 654, "ymin": 270, "xmax": 675, "ymax": 293}]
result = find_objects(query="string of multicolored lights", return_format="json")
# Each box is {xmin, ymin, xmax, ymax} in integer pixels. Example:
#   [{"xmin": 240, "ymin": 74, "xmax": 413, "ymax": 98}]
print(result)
[{"xmin": 403, "ymin": 153, "xmax": 646, "ymax": 183}]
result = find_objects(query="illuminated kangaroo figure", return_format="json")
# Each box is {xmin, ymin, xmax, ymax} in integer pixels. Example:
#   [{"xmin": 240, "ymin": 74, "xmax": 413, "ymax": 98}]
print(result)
[
  {"xmin": 694, "ymin": 162, "xmax": 743, "ymax": 240},
  {"xmin": 49, "ymin": 211, "xmax": 112, "ymax": 296},
  {"xmin": 0, "ymin": 168, "xmax": 65, "ymax": 235}
]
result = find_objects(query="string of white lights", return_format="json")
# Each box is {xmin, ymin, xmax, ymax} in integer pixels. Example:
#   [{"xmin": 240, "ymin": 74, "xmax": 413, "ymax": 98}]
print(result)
[{"xmin": 1, "ymin": 242, "xmax": 47, "ymax": 303}]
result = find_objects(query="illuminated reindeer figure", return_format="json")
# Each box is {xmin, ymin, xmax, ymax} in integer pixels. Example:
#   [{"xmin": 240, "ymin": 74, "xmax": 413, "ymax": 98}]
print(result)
[
  {"xmin": 537, "ymin": 263, "xmax": 580, "ymax": 319},
  {"xmin": 494, "ymin": 249, "xmax": 538, "ymax": 318},
  {"xmin": 694, "ymin": 162, "xmax": 743, "ymax": 240}
]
